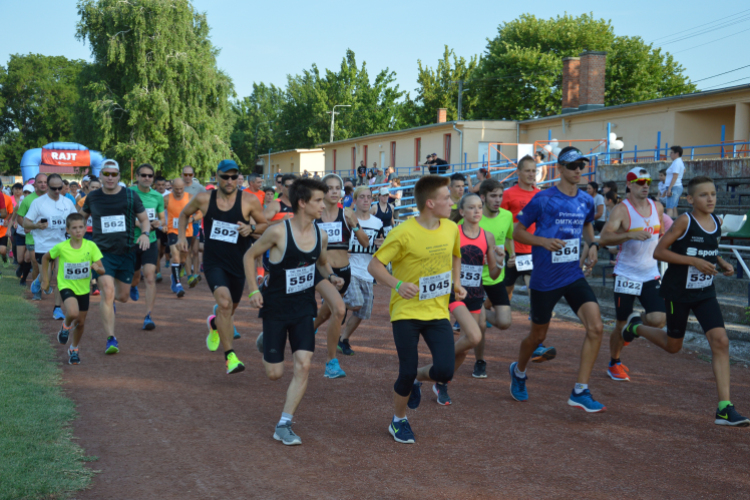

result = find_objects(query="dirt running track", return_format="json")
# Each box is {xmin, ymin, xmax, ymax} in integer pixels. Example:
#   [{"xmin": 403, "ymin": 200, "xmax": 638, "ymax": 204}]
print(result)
[{"xmin": 32, "ymin": 278, "xmax": 750, "ymax": 500}]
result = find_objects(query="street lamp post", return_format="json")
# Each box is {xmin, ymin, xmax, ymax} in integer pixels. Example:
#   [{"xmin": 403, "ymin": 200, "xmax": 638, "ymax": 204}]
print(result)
[{"xmin": 328, "ymin": 105, "xmax": 351, "ymax": 144}]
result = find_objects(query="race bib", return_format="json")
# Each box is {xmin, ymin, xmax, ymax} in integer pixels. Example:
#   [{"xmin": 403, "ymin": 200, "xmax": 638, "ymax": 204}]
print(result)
[
  {"xmin": 172, "ymin": 217, "xmax": 179, "ymax": 229},
  {"xmin": 286, "ymin": 265, "xmax": 315, "ymax": 294},
  {"xmin": 101, "ymin": 215, "xmax": 126, "ymax": 234},
  {"xmin": 48, "ymin": 217, "xmax": 66, "ymax": 229},
  {"xmin": 419, "ymin": 271, "xmax": 451, "ymax": 301},
  {"xmin": 551, "ymin": 238, "xmax": 580, "ymax": 264},
  {"xmin": 460, "ymin": 264, "xmax": 483, "ymax": 288},
  {"xmin": 209, "ymin": 220, "xmax": 239, "ymax": 244},
  {"xmin": 686, "ymin": 266, "xmax": 714, "ymax": 289},
  {"xmin": 318, "ymin": 222, "xmax": 343, "ymax": 244},
  {"xmin": 383, "ymin": 225, "xmax": 393, "ymax": 237},
  {"xmin": 614, "ymin": 276, "xmax": 642, "ymax": 296},
  {"xmin": 516, "ymin": 253, "xmax": 533, "ymax": 271},
  {"xmin": 146, "ymin": 208, "xmax": 157, "ymax": 221},
  {"xmin": 86, "ymin": 217, "xmax": 93, "ymax": 227},
  {"xmin": 63, "ymin": 262, "xmax": 90, "ymax": 280}
]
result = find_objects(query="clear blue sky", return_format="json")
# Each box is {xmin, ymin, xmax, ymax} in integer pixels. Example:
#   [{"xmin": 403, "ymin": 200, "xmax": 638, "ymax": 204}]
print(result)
[{"xmin": 2, "ymin": 0, "xmax": 749, "ymax": 99}]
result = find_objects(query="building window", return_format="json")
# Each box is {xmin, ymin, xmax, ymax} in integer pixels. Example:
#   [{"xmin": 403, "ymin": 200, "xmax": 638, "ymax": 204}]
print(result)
[
  {"xmin": 333, "ymin": 149, "xmax": 337, "ymax": 171},
  {"xmin": 415, "ymin": 137, "xmax": 421, "ymax": 166},
  {"xmin": 390, "ymin": 141, "xmax": 396, "ymax": 169},
  {"xmin": 363, "ymin": 145, "xmax": 368, "ymax": 166},
  {"xmin": 444, "ymin": 134, "xmax": 452, "ymax": 163},
  {"xmin": 351, "ymin": 147, "xmax": 356, "ymax": 170}
]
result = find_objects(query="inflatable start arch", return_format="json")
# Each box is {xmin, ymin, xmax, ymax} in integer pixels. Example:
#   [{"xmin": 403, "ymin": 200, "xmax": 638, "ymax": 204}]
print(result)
[{"xmin": 20, "ymin": 142, "xmax": 107, "ymax": 183}]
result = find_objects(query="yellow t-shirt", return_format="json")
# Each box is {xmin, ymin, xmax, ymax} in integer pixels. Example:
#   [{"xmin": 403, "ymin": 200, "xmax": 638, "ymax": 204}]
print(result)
[
  {"xmin": 49, "ymin": 239, "xmax": 103, "ymax": 296},
  {"xmin": 374, "ymin": 217, "xmax": 461, "ymax": 322}
]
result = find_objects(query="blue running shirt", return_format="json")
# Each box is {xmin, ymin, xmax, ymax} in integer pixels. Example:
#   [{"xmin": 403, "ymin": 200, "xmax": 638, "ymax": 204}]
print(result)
[{"xmin": 516, "ymin": 186, "xmax": 595, "ymax": 291}]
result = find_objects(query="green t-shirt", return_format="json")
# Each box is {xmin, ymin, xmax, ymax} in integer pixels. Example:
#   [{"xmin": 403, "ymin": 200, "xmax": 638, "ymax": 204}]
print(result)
[
  {"xmin": 130, "ymin": 186, "xmax": 165, "ymax": 244},
  {"xmin": 49, "ymin": 239, "xmax": 103, "ymax": 296},
  {"xmin": 17, "ymin": 192, "xmax": 39, "ymax": 245},
  {"xmin": 478, "ymin": 208, "xmax": 514, "ymax": 285}
]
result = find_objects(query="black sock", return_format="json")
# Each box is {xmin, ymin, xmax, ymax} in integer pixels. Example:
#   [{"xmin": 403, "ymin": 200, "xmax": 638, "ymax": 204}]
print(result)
[
  {"xmin": 21, "ymin": 262, "xmax": 31, "ymax": 281},
  {"xmin": 171, "ymin": 264, "xmax": 180, "ymax": 282},
  {"xmin": 610, "ymin": 358, "xmax": 620, "ymax": 367},
  {"xmin": 224, "ymin": 349, "xmax": 234, "ymax": 360},
  {"xmin": 210, "ymin": 316, "xmax": 217, "ymax": 330}
]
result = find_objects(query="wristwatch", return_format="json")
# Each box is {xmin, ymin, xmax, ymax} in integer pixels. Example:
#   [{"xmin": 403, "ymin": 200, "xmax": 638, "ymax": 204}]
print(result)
[
  {"xmin": 352, "ymin": 225, "xmax": 361, "ymax": 232},
  {"xmin": 328, "ymin": 273, "xmax": 339, "ymax": 282},
  {"xmin": 250, "ymin": 224, "xmax": 256, "ymax": 235}
]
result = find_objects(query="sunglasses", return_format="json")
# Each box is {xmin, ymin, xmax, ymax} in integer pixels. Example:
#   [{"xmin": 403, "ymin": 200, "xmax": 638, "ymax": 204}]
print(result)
[
  {"xmin": 563, "ymin": 162, "xmax": 587, "ymax": 171},
  {"xmin": 101, "ymin": 171, "xmax": 119, "ymax": 177},
  {"xmin": 183, "ymin": 173, "xmax": 194, "ymax": 177},
  {"xmin": 140, "ymin": 173, "xmax": 154, "ymax": 178},
  {"xmin": 48, "ymin": 185, "xmax": 63, "ymax": 192},
  {"xmin": 630, "ymin": 178, "xmax": 652, "ymax": 186},
  {"xmin": 219, "ymin": 174, "xmax": 239, "ymax": 180}
]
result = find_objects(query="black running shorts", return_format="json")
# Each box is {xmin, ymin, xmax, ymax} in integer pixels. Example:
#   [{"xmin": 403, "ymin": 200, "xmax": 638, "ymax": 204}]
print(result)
[
  {"xmin": 530, "ymin": 278, "xmax": 598, "ymax": 325},
  {"xmin": 205, "ymin": 266, "xmax": 246, "ymax": 304},
  {"xmin": 60, "ymin": 288, "xmax": 90, "ymax": 312},
  {"xmin": 484, "ymin": 282, "xmax": 510, "ymax": 307},
  {"xmin": 167, "ymin": 233, "xmax": 193, "ymax": 248},
  {"xmin": 503, "ymin": 254, "xmax": 532, "ymax": 287},
  {"xmin": 332, "ymin": 264, "xmax": 351, "ymax": 296},
  {"xmin": 614, "ymin": 278, "xmax": 666, "ymax": 321},
  {"xmin": 134, "ymin": 243, "xmax": 158, "ymax": 270},
  {"xmin": 666, "ymin": 297, "xmax": 725, "ymax": 339},
  {"xmin": 262, "ymin": 315, "xmax": 315, "ymax": 364}
]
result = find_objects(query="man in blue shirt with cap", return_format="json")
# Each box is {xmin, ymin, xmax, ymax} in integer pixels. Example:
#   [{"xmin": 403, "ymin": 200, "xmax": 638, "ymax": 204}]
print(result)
[{"xmin": 508, "ymin": 146, "xmax": 606, "ymax": 413}]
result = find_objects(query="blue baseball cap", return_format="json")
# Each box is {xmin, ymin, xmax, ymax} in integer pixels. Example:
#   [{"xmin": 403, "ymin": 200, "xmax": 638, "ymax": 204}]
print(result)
[
  {"xmin": 557, "ymin": 146, "xmax": 589, "ymax": 165},
  {"xmin": 217, "ymin": 159, "xmax": 239, "ymax": 173}
]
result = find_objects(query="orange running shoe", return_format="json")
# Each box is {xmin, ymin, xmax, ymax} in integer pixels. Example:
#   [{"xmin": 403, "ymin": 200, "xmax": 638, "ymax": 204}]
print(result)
[{"xmin": 607, "ymin": 363, "xmax": 630, "ymax": 381}]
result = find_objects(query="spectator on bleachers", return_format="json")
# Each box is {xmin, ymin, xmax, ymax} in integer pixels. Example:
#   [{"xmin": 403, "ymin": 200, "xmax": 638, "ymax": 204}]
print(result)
[
  {"xmin": 586, "ymin": 181, "xmax": 606, "ymax": 232},
  {"xmin": 664, "ymin": 145, "xmax": 685, "ymax": 218},
  {"xmin": 429, "ymin": 153, "xmax": 449, "ymax": 174},
  {"xmin": 388, "ymin": 178, "xmax": 403, "ymax": 206},
  {"xmin": 356, "ymin": 161, "xmax": 367, "ymax": 186}
]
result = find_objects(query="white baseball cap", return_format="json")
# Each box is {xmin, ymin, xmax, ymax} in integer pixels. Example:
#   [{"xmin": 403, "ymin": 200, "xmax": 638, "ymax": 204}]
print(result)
[
  {"xmin": 101, "ymin": 159, "xmax": 120, "ymax": 171},
  {"xmin": 23, "ymin": 184, "xmax": 34, "ymax": 193},
  {"xmin": 379, "ymin": 187, "xmax": 389, "ymax": 196},
  {"xmin": 626, "ymin": 167, "xmax": 651, "ymax": 182}
]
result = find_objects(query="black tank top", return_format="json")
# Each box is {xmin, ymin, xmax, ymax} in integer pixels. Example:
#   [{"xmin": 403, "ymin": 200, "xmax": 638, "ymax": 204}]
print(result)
[
  {"xmin": 660, "ymin": 213, "xmax": 720, "ymax": 302},
  {"xmin": 260, "ymin": 219, "xmax": 321, "ymax": 320},
  {"xmin": 315, "ymin": 208, "xmax": 351, "ymax": 251},
  {"xmin": 279, "ymin": 200, "xmax": 293, "ymax": 213},
  {"xmin": 203, "ymin": 190, "xmax": 252, "ymax": 276},
  {"xmin": 374, "ymin": 202, "xmax": 393, "ymax": 231}
]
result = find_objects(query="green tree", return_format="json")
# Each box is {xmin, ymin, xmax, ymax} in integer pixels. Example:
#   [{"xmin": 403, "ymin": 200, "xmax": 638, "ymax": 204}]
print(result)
[
  {"xmin": 0, "ymin": 54, "xmax": 86, "ymax": 174},
  {"xmin": 472, "ymin": 13, "xmax": 696, "ymax": 120},
  {"xmin": 400, "ymin": 46, "xmax": 479, "ymax": 128},
  {"xmin": 230, "ymin": 83, "xmax": 285, "ymax": 172},
  {"xmin": 76, "ymin": 0, "xmax": 236, "ymax": 179}
]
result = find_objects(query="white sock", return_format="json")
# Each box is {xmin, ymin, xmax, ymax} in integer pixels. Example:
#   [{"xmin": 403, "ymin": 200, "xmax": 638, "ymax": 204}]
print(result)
[
  {"xmin": 70, "ymin": 344, "xmax": 78, "ymax": 350},
  {"xmin": 393, "ymin": 415, "xmax": 406, "ymax": 423},
  {"xmin": 278, "ymin": 412, "xmax": 293, "ymax": 426},
  {"xmin": 514, "ymin": 364, "xmax": 526, "ymax": 379},
  {"xmin": 574, "ymin": 383, "xmax": 588, "ymax": 395}
]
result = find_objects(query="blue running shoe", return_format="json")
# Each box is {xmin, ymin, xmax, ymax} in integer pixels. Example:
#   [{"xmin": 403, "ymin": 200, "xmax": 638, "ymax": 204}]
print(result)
[
  {"xmin": 452, "ymin": 322, "xmax": 460, "ymax": 332},
  {"xmin": 407, "ymin": 381, "xmax": 422, "ymax": 409},
  {"xmin": 170, "ymin": 275, "xmax": 179, "ymax": 293},
  {"xmin": 57, "ymin": 323, "xmax": 71, "ymax": 345},
  {"xmin": 31, "ymin": 277, "xmax": 41, "ymax": 294},
  {"xmin": 509, "ymin": 362, "xmax": 528, "ymax": 402},
  {"xmin": 324, "ymin": 358, "xmax": 347, "ymax": 379},
  {"xmin": 143, "ymin": 314, "xmax": 156, "ymax": 331},
  {"xmin": 174, "ymin": 283, "xmax": 185, "ymax": 298},
  {"xmin": 105, "ymin": 336, "xmax": 119, "ymax": 355},
  {"xmin": 389, "ymin": 418, "xmax": 415, "ymax": 444},
  {"xmin": 531, "ymin": 344, "xmax": 557, "ymax": 363},
  {"xmin": 32, "ymin": 291, "xmax": 42, "ymax": 301},
  {"xmin": 155, "ymin": 272, "xmax": 162, "ymax": 283},
  {"xmin": 130, "ymin": 286, "xmax": 139, "ymax": 301},
  {"xmin": 568, "ymin": 389, "xmax": 606, "ymax": 413},
  {"xmin": 486, "ymin": 321, "xmax": 492, "ymax": 329},
  {"xmin": 52, "ymin": 307, "xmax": 65, "ymax": 320}
]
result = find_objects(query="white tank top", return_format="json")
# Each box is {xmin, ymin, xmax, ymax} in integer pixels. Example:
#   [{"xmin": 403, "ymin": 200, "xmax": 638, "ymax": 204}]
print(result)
[{"xmin": 613, "ymin": 198, "xmax": 661, "ymax": 282}]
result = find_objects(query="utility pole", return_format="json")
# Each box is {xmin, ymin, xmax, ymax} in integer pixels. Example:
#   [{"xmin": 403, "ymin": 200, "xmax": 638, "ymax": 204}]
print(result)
[
  {"xmin": 328, "ymin": 104, "xmax": 351, "ymax": 143},
  {"xmin": 129, "ymin": 158, "xmax": 134, "ymax": 185}
]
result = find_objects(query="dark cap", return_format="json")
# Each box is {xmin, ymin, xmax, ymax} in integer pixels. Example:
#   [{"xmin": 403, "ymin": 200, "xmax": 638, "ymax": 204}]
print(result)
[
  {"xmin": 217, "ymin": 159, "xmax": 239, "ymax": 173},
  {"xmin": 557, "ymin": 146, "xmax": 589, "ymax": 165}
]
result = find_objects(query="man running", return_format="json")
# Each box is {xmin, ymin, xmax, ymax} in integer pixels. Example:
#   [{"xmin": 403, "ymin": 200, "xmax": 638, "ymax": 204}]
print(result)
[
  {"xmin": 265, "ymin": 174, "xmax": 296, "ymax": 223},
  {"xmin": 337, "ymin": 186, "xmax": 384, "ymax": 355},
  {"xmin": 152, "ymin": 175, "xmax": 169, "ymax": 281},
  {"xmin": 369, "ymin": 175, "xmax": 464, "ymax": 444},
  {"xmin": 24, "ymin": 174, "xmax": 78, "ymax": 317},
  {"xmin": 501, "ymin": 156, "xmax": 556, "ymax": 362},
  {"xmin": 313, "ymin": 174, "xmax": 369, "ymax": 379},
  {"xmin": 448, "ymin": 173, "xmax": 466, "ymax": 222},
  {"xmin": 128, "ymin": 164, "xmax": 166, "ymax": 330},
  {"xmin": 79, "ymin": 159, "xmax": 151, "ymax": 354},
  {"xmin": 16, "ymin": 173, "xmax": 48, "ymax": 297},
  {"xmin": 509, "ymin": 147, "xmax": 604, "ymax": 412},
  {"xmin": 599, "ymin": 167, "xmax": 666, "ymax": 381},
  {"xmin": 165, "ymin": 178, "xmax": 192, "ymax": 298},
  {"xmin": 0, "ymin": 181, "xmax": 13, "ymax": 266},
  {"xmin": 243, "ymin": 178, "xmax": 343, "ymax": 445},
  {"xmin": 621, "ymin": 176, "xmax": 749, "ymax": 427},
  {"xmin": 180, "ymin": 166, "xmax": 204, "ymax": 286},
  {"xmin": 472, "ymin": 179, "xmax": 514, "ymax": 379},
  {"xmin": 178, "ymin": 159, "xmax": 268, "ymax": 374}
]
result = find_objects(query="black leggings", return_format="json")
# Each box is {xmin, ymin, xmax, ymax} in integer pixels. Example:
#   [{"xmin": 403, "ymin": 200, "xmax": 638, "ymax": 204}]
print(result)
[{"xmin": 392, "ymin": 319, "xmax": 455, "ymax": 397}]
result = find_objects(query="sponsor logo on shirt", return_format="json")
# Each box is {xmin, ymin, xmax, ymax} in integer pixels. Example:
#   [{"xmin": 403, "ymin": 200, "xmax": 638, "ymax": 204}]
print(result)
[{"xmin": 686, "ymin": 247, "xmax": 718, "ymax": 257}]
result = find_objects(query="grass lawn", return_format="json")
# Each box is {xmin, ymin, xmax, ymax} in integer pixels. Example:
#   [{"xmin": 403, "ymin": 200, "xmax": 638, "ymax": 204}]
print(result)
[{"xmin": 0, "ymin": 267, "xmax": 94, "ymax": 500}]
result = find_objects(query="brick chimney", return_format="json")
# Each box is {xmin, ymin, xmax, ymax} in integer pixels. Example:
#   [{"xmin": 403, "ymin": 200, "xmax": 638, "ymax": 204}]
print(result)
[
  {"xmin": 578, "ymin": 51, "xmax": 606, "ymax": 111},
  {"xmin": 437, "ymin": 108, "xmax": 447, "ymax": 123},
  {"xmin": 561, "ymin": 57, "xmax": 580, "ymax": 113}
]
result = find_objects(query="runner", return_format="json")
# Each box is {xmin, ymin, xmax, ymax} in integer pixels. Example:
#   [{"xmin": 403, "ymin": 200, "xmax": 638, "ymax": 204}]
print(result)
[
  {"xmin": 164, "ymin": 178, "xmax": 193, "ymax": 298},
  {"xmin": 24, "ymin": 174, "xmax": 78, "ymax": 318},
  {"xmin": 621, "ymin": 176, "xmax": 749, "ymax": 427},
  {"xmin": 501, "ymin": 155, "xmax": 557, "ymax": 362},
  {"xmin": 12, "ymin": 185, "xmax": 34, "ymax": 285},
  {"xmin": 370, "ymin": 187, "xmax": 395, "ymax": 235},
  {"xmin": 16, "ymin": 173, "xmax": 48, "ymax": 298},
  {"xmin": 181, "ymin": 166, "xmax": 205, "ymax": 287},
  {"xmin": 77, "ymin": 177, "xmax": 101, "ymax": 295},
  {"xmin": 438, "ymin": 192, "xmax": 503, "ymax": 404},
  {"xmin": 80, "ymin": 159, "xmax": 151, "ymax": 355},
  {"xmin": 243, "ymin": 178, "xmax": 344, "ymax": 445},
  {"xmin": 264, "ymin": 174, "xmax": 296, "ymax": 223},
  {"xmin": 40, "ymin": 213, "xmax": 105, "ymax": 364},
  {"xmin": 471, "ymin": 179, "xmax": 514, "ymax": 379},
  {"xmin": 246, "ymin": 173, "xmax": 266, "ymax": 206},
  {"xmin": 368, "ymin": 175, "xmax": 462, "ymax": 443},
  {"xmin": 509, "ymin": 147, "xmax": 604, "ymax": 412},
  {"xmin": 128, "ymin": 164, "xmax": 166, "ymax": 330},
  {"xmin": 448, "ymin": 173, "xmax": 466, "ymax": 222},
  {"xmin": 177, "ymin": 159, "xmax": 268, "ymax": 375},
  {"xmin": 337, "ymin": 186, "xmax": 384, "ymax": 355},
  {"xmin": 0, "ymin": 180, "xmax": 13, "ymax": 266},
  {"xmin": 599, "ymin": 167, "xmax": 666, "ymax": 381},
  {"xmin": 152, "ymin": 175, "xmax": 169, "ymax": 282},
  {"xmin": 312, "ymin": 174, "xmax": 369, "ymax": 379}
]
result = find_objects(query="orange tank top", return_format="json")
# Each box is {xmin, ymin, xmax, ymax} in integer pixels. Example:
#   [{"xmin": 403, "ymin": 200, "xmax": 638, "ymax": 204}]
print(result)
[{"xmin": 167, "ymin": 193, "xmax": 193, "ymax": 236}]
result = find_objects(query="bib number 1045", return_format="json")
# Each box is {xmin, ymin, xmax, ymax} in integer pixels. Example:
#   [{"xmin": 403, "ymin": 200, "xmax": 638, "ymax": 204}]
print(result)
[{"xmin": 419, "ymin": 271, "xmax": 451, "ymax": 301}]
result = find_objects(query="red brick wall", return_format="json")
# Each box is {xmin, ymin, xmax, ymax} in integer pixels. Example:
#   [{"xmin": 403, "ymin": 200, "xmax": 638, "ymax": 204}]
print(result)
[
  {"xmin": 437, "ymin": 108, "xmax": 447, "ymax": 123},
  {"xmin": 579, "ymin": 51, "xmax": 606, "ymax": 108},
  {"xmin": 562, "ymin": 57, "xmax": 580, "ymax": 110}
]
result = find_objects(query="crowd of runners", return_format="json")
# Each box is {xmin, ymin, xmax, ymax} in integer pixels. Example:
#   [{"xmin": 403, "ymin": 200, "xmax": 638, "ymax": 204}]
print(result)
[{"xmin": 2, "ymin": 145, "xmax": 747, "ymax": 447}]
